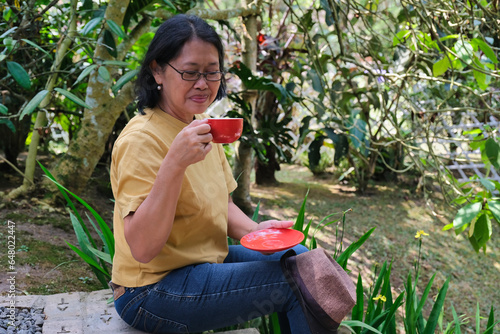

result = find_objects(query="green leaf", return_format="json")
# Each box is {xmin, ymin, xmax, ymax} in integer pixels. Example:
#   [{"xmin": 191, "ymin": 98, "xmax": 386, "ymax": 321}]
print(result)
[
  {"xmin": 54, "ymin": 87, "xmax": 92, "ymax": 109},
  {"xmin": 20, "ymin": 90, "xmax": 49, "ymax": 119},
  {"xmin": 422, "ymin": 277, "xmax": 450, "ymax": 334},
  {"xmin": 66, "ymin": 242, "xmax": 110, "ymax": 277},
  {"xmin": 473, "ymin": 68, "xmax": 488, "ymax": 90},
  {"xmin": 102, "ymin": 60, "xmax": 130, "ymax": 67},
  {"xmin": 453, "ymin": 201, "xmax": 482, "ymax": 229},
  {"xmin": 341, "ymin": 320, "xmax": 383, "ymax": 334},
  {"xmin": 7, "ymin": 61, "xmax": 32, "ymax": 89},
  {"xmin": 0, "ymin": 119, "xmax": 16, "ymax": 132},
  {"xmin": 393, "ymin": 30, "xmax": 410, "ymax": 46},
  {"xmin": 98, "ymin": 66, "xmax": 111, "ymax": 82},
  {"xmin": 433, "ymin": 56, "xmax": 450, "ymax": 76},
  {"xmin": 479, "ymin": 177, "xmax": 496, "ymax": 191},
  {"xmin": 416, "ymin": 273, "xmax": 436, "ymax": 316},
  {"xmin": 293, "ymin": 189, "xmax": 309, "ymax": 232},
  {"xmin": 455, "ymin": 40, "xmax": 474, "ymax": 65},
  {"xmin": 484, "ymin": 138, "xmax": 500, "ymax": 169},
  {"xmin": 252, "ymin": 201, "xmax": 260, "ymax": 222},
  {"xmin": 469, "ymin": 214, "xmax": 492, "ymax": 252},
  {"xmin": 0, "ymin": 103, "xmax": 8, "ymax": 115},
  {"xmin": 112, "ymin": 69, "xmax": 139, "ymax": 93},
  {"xmin": 21, "ymin": 39, "xmax": 53, "ymax": 59},
  {"xmin": 103, "ymin": 29, "xmax": 117, "ymax": 57},
  {"xmin": 0, "ymin": 27, "xmax": 17, "ymax": 38},
  {"xmin": 488, "ymin": 200, "xmax": 500, "ymax": 224},
  {"xmin": 451, "ymin": 304, "xmax": 462, "ymax": 334},
  {"xmin": 81, "ymin": 17, "xmax": 103, "ymax": 35},
  {"xmin": 87, "ymin": 245, "xmax": 112, "ymax": 264},
  {"xmin": 308, "ymin": 69, "xmax": 323, "ymax": 93},
  {"xmin": 484, "ymin": 305, "xmax": 496, "ymax": 334},
  {"xmin": 106, "ymin": 19, "xmax": 125, "ymax": 39},
  {"xmin": 40, "ymin": 164, "xmax": 114, "ymax": 259},
  {"xmin": 336, "ymin": 227, "xmax": 375, "ymax": 270},
  {"xmin": 73, "ymin": 64, "xmax": 97, "ymax": 87},
  {"xmin": 472, "ymin": 38, "xmax": 498, "ymax": 64}
]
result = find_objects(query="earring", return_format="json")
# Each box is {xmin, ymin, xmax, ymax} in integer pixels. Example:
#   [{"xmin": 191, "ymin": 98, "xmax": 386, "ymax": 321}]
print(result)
[{"xmin": 157, "ymin": 85, "xmax": 162, "ymax": 91}]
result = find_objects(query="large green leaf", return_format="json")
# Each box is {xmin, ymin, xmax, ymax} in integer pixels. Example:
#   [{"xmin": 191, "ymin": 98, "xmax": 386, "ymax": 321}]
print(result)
[
  {"xmin": 453, "ymin": 201, "xmax": 482, "ymax": 229},
  {"xmin": 0, "ymin": 103, "xmax": 8, "ymax": 115},
  {"xmin": 422, "ymin": 277, "xmax": 450, "ymax": 334},
  {"xmin": 473, "ymin": 67, "xmax": 488, "ymax": 90},
  {"xmin": 433, "ymin": 56, "xmax": 450, "ymax": 76},
  {"xmin": 81, "ymin": 17, "xmax": 103, "ymax": 35},
  {"xmin": 341, "ymin": 320, "xmax": 383, "ymax": 334},
  {"xmin": 336, "ymin": 227, "xmax": 375, "ymax": 269},
  {"xmin": 7, "ymin": 61, "xmax": 32, "ymax": 89},
  {"xmin": 471, "ymin": 38, "xmax": 498, "ymax": 64},
  {"xmin": 20, "ymin": 90, "xmax": 49, "ymax": 119},
  {"xmin": 488, "ymin": 200, "xmax": 500, "ymax": 224},
  {"xmin": 73, "ymin": 64, "xmax": 97, "ymax": 87},
  {"xmin": 484, "ymin": 138, "xmax": 500, "ymax": 169},
  {"xmin": 106, "ymin": 19, "xmax": 125, "ymax": 39},
  {"xmin": 112, "ymin": 69, "xmax": 139, "ymax": 93},
  {"xmin": 103, "ymin": 29, "xmax": 117, "ymax": 57},
  {"xmin": 54, "ymin": 88, "xmax": 92, "ymax": 109},
  {"xmin": 469, "ymin": 213, "xmax": 491, "ymax": 252},
  {"xmin": 0, "ymin": 119, "xmax": 16, "ymax": 133},
  {"xmin": 21, "ymin": 39, "xmax": 53, "ymax": 59},
  {"xmin": 455, "ymin": 40, "xmax": 474, "ymax": 65},
  {"xmin": 98, "ymin": 66, "xmax": 111, "ymax": 82}
]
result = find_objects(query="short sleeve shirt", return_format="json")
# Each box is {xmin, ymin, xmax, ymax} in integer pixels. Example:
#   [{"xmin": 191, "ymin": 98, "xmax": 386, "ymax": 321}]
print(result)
[{"xmin": 110, "ymin": 107, "xmax": 237, "ymax": 287}]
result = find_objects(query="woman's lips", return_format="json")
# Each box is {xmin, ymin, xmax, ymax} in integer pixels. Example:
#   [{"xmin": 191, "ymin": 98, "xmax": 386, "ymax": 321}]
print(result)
[{"xmin": 190, "ymin": 95, "xmax": 209, "ymax": 103}]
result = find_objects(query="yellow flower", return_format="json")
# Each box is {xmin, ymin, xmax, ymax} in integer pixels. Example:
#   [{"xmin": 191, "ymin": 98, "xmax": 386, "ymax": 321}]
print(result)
[
  {"xmin": 415, "ymin": 230, "xmax": 429, "ymax": 239},
  {"xmin": 373, "ymin": 294, "xmax": 386, "ymax": 302}
]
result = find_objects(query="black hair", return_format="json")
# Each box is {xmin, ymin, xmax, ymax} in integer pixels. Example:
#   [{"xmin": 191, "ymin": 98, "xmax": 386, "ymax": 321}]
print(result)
[{"xmin": 135, "ymin": 14, "xmax": 227, "ymax": 113}]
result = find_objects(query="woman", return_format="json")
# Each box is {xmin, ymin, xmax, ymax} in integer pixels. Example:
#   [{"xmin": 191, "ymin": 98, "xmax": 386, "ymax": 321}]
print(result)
[{"xmin": 110, "ymin": 14, "xmax": 311, "ymax": 333}]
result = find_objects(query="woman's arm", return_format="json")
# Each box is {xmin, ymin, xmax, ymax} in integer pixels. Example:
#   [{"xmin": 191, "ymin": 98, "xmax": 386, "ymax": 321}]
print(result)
[
  {"xmin": 123, "ymin": 120, "xmax": 212, "ymax": 263},
  {"xmin": 227, "ymin": 196, "xmax": 294, "ymax": 241}
]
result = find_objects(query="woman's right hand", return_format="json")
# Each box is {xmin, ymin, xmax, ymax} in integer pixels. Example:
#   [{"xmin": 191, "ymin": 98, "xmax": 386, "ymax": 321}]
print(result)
[{"xmin": 168, "ymin": 119, "xmax": 213, "ymax": 169}]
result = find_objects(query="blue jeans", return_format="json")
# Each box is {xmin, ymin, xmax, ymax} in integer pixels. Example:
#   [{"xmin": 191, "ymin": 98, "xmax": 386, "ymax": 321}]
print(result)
[{"xmin": 113, "ymin": 244, "xmax": 311, "ymax": 334}]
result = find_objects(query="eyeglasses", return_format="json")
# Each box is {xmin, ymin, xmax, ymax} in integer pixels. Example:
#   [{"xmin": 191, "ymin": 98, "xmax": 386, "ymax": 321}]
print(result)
[{"xmin": 167, "ymin": 63, "xmax": 224, "ymax": 82}]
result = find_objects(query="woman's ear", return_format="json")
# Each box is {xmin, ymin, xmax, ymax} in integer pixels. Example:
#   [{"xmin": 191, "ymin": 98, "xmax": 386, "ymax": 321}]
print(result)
[{"xmin": 150, "ymin": 60, "xmax": 161, "ymax": 84}]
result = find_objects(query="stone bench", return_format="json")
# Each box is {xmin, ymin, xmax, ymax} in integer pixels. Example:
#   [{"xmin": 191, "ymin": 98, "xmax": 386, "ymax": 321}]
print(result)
[{"xmin": 0, "ymin": 289, "xmax": 259, "ymax": 333}]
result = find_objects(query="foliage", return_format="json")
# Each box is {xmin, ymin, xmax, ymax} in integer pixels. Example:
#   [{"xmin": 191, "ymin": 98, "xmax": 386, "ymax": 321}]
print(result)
[
  {"xmin": 346, "ymin": 231, "xmax": 499, "ymax": 333},
  {"xmin": 282, "ymin": 0, "xmax": 499, "ymax": 193},
  {"xmin": 226, "ymin": 62, "xmax": 298, "ymax": 165},
  {"xmin": 444, "ymin": 128, "xmax": 500, "ymax": 252},
  {"xmin": 39, "ymin": 162, "xmax": 113, "ymax": 290}
]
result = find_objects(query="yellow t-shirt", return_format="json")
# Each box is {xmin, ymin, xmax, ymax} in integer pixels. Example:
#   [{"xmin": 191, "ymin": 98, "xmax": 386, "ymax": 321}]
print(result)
[{"xmin": 110, "ymin": 107, "xmax": 237, "ymax": 287}]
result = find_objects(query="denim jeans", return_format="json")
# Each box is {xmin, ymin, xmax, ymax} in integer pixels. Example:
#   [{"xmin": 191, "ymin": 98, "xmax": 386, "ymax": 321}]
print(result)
[{"xmin": 113, "ymin": 244, "xmax": 311, "ymax": 334}]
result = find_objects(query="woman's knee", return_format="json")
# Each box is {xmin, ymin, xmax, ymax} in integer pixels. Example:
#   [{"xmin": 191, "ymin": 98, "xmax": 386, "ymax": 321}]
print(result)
[{"xmin": 292, "ymin": 244, "xmax": 309, "ymax": 254}]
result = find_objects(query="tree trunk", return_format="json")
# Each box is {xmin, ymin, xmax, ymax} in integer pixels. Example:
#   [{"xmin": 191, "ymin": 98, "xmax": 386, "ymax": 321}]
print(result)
[
  {"xmin": 47, "ymin": 0, "xmax": 153, "ymax": 194},
  {"xmin": 232, "ymin": 142, "xmax": 254, "ymax": 214},
  {"xmin": 254, "ymin": 90, "xmax": 280, "ymax": 186},
  {"xmin": 231, "ymin": 4, "xmax": 259, "ymax": 214},
  {"xmin": 255, "ymin": 145, "xmax": 280, "ymax": 186}
]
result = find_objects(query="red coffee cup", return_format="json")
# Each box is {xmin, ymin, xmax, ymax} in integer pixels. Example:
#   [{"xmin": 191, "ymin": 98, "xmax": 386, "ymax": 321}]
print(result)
[{"xmin": 207, "ymin": 118, "xmax": 243, "ymax": 143}]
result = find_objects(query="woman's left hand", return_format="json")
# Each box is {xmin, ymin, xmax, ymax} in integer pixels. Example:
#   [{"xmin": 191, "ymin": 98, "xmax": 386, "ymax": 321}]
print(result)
[{"xmin": 253, "ymin": 220, "xmax": 294, "ymax": 232}]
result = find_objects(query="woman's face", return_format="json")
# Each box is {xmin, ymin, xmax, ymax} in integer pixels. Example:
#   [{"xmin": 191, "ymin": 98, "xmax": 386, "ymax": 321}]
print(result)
[{"xmin": 152, "ymin": 38, "xmax": 221, "ymax": 123}]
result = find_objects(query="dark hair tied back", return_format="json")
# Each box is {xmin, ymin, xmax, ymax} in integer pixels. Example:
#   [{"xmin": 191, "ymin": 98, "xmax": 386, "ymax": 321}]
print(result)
[{"xmin": 135, "ymin": 14, "xmax": 226, "ymax": 113}]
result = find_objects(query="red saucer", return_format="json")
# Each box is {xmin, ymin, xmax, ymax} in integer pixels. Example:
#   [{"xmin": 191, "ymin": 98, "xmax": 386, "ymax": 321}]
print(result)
[{"xmin": 240, "ymin": 228, "xmax": 304, "ymax": 252}]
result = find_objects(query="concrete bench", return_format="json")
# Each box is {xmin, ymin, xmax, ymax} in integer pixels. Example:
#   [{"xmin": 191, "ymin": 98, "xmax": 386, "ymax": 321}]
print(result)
[{"xmin": 0, "ymin": 289, "xmax": 259, "ymax": 333}]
